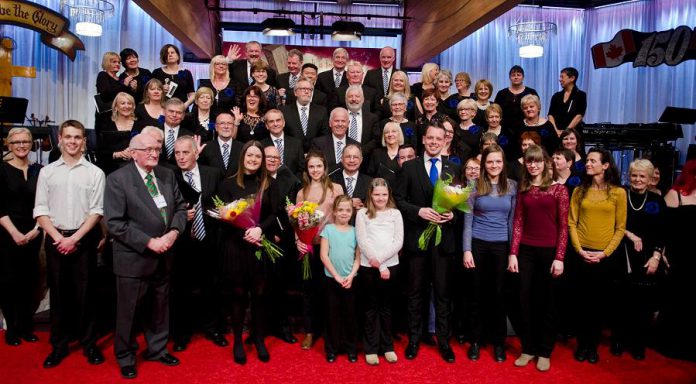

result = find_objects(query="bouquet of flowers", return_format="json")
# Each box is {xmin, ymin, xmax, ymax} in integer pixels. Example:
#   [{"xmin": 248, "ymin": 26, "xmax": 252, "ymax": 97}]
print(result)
[
  {"xmin": 207, "ymin": 195, "xmax": 283, "ymax": 263},
  {"xmin": 285, "ymin": 197, "xmax": 325, "ymax": 280},
  {"xmin": 418, "ymin": 175, "xmax": 473, "ymax": 250}
]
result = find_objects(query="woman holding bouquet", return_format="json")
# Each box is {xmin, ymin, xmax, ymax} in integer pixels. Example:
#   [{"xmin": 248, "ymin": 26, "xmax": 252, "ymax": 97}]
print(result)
[
  {"xmin": 217, "ymin": 141, "xmax": 281, "ymax": 364},
  {"xmin": 296, "ymin": 150, "xmax": 344, "ymax": 349},
  {"xmin": 463, "ymin": 144, "xmax": 517, "ymax": 363}
]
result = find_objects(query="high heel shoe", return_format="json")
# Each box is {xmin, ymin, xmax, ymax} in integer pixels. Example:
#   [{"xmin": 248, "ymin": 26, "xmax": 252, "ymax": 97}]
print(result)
[
  {"xmin": 233, "ymin": 340, "xmax": 247, "ymax": 365},
  {"xmin": 255, "ymin": 338, "xmax": 270, "ymax": 362}
]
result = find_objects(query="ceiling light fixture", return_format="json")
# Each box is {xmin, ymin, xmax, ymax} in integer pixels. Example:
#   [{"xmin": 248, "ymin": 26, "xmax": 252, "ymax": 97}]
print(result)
[
  {"xmin": 262, "ymin": 17, "xmax": 297, "ymax": 36},
  {"xmin": 331, "ymin": 20, "xmax": 364, "ymax": 41},
  {"xmin": 509, "ymin": 20, "xmax": 557, "ymax": 58},
  {"xmin": 60, "ymin": 0, "xmax": 115, "ymax": 37}
]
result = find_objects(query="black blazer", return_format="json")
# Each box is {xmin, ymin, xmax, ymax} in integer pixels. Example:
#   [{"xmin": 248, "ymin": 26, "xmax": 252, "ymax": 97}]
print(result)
[
  {"xmin": 229, "ymin": 59, "xmax": 278, "ymax": 88},
  {"xmin": 174, "ymin": 165, "xmax": 223, "ymax": 236},
  {"xmin": 261, "ymin": 135, "xmax": 305, "ymax": 176},
  {"xmin": 393, "ymin": 158, "xmax": 461, "ymax": 254},
  {"xmin": 105, "ymin": 162, "xmax": 188, "ymax": 278},
  {"xmin": 197, "ymin": 139, "xmax": 244, "ymax": 178},
  {"xmin": 286, "ymin": 89, "xmax": 328, "ymax": 108},
  {"xmin": 160, "ymin": 126, "xmax": 194, "ymax": 165},
  {"xmin": 330, "ymin": 170, "xmax": 372, "ymax": 203},
  {"xmin": 274, "ymin": 165, "xmax": 302, "ymax": 203},
  {"xmin": 311, "ymin": 134, "xmax": 360, "ymax": 173},
  {"xmin": 280, "ymin": 103, "xmax": 329, "ymax": 152},
  {"xmin": 276, "ymin": 72, "xmax": 299, "ymax": 92},
  {"xmin": 331, "ymin": 84, "xmax": 379, "ymax": 114},
  {"xmin": 363, "ymin": 67, "xmax": 398, "ymax": 98},
  {"xmin": 315, "ymin": 69, "xmax": 348, "ymax": 97}
]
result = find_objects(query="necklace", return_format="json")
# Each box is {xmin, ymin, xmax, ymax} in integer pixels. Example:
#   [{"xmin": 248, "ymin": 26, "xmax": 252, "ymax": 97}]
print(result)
[
  {"xmin": 628, "ymin": 190, "xmax": 648, "ymax": 211},
  {"xmin": 525, "ymin": 117, "xmax": 540, "ymax": 126}
]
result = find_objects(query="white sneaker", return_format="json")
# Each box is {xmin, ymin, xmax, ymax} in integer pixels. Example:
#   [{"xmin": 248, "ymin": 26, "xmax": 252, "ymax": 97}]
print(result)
[
  {"xmin": 384, "ymin": 351, "xmax": 398, "ymax": 363},
  {"xmin": 366, "ymin": 354, "xmax": 379, "ymax": 365},
  {"xmin": 536, "ymin": 356, "xmax": 551, "ymax": 372},
  {"xmin": 514, "ymin": 353, "xmax": 535, "ymax": 367}
]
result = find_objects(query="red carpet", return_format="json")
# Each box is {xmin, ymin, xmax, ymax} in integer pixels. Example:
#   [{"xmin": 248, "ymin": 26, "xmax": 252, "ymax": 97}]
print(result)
[{"xmin": 1, "ymin": 331, "xmax": 695, "ymax": 384}]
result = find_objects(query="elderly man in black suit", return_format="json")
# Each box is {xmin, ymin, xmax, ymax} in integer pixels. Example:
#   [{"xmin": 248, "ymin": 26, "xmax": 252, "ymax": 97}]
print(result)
[
  {"xmin": 261, "ymin": 109, "xmax": 305, "ymax": 176},
  {"xmin": 226, "ymin": 41, "xmax": 277, "ymax": 87},
  {"xmin": 170, "ymin": 136, "xmax": 226, "ymax": 352},
  {"xmin": 277, "ymin": 49, "xmax": 303, "ymax": 93},
  {"xmin": 311, "ymin": 107, "xmax": 359, "ymax": 173},
  {"xmin": 344, "ymin": 85, "xmax": 379, "ymax": 164},
  {"xmin": 105, "ymin": 133, "xmax": 187, "ymax": 379},
  {"xmin": 394, "ymin": 124, "xmax": 461, "ymax": 364},
  {"xmin": 280, "ymin": 78, "xmax": 329, "ymax": 152},
  {"xmin": 197, "ymin": 112, "xmax": 243, "ymax": 177},
  {"xmin": 330, "ymin": 143, "xmax": 372, "ymax": 212},
  {"xmin": 364, "ymin": 46, "xmax": 398, "ymax": 97},
  {"xmin": 315, "ymin": 48, "xmax": 349, "ymax": 96},
  {"xmin": 330, "ymin": 61, "xmax": 379, "ymax": 114},
  {"xmin": 161, "ymin": 98, "xmax": 193, "ymax": 165}
]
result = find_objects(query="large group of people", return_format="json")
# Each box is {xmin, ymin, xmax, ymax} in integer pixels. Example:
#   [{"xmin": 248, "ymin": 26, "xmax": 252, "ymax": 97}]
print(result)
[{"xmin": 1, "ymin": 40, "xmax": 695, "ymax": 380}]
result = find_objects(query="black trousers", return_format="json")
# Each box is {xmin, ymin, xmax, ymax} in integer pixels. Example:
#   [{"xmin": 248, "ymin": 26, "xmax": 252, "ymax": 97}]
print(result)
[
  {"xmin": 466, "ymin": 238, "xmax": 508, "ymax": 346},
  {"xmin": 115, "ymin": 257, "xmax": 171, "ymax": 367},
  {"xmin": 360, "ymin": 265, "xmax": 398, "ymax": 354},
  {"xmin": 0, "ymin": 234, "xmax": 41, "ymax": 337},
  {"xmin": 518, "ymin": 244, "xmax": 557, "ymax": 358},
  {"xmin": 406, "ymin": 247, "xmax": 452, "ymax": 343},
  {"xmin": 45, "ymin": 228, "xmax": 99, "ymax": 351},
  {"xmin": 611, "ymin": 277, "xmax": 658, "ymax": 351},
  {"xmin": 324, "ymin": 276, "xmax": 357, "ymax": 354},
  {"xmin": 573, "ymin": 248, "xmax": 609, "ymax": 351}
]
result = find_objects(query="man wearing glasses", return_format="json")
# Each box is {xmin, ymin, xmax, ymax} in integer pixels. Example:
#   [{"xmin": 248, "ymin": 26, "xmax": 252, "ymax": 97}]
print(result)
[
  {"xmin": 280, "ymin": 78, "xmax": 329, "ymax": 152},
  {"xmin": 104, "ymin": 133, "xmax": 187, "ymax": 379},
  {"xmin": 197, "ymin": 112, "xmax": 243, "ymax": 177}
]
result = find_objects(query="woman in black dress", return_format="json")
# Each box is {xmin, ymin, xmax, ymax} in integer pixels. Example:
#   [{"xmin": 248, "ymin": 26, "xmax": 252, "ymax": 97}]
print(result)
[
  {"xmin": 135, "ymin": 79, "xmax": 165, "ymax": 128},
  {"xmin": 443, "ymin": 72, "xmax": 473, "ymax": 121},
  {"xmin": 560, "ymin": 128, "xmax": 586, "ymax": 174},
  {"xmin": 96, "ymin": 92, "xmax": 138, "ymax": 174},
  {"xmin": 187, "ymin": 87, "xmax": 215, "ymax": 142},
  {"xmin": 118, "ymin": 48, "xmax": 151, "ymax": 105},
  {"xmin": 473, "ymin": 79, "xmax": 494, "ymax": 129},
  {"xmin": 151, "ymin": 44, "xmax": 195, "ymax": 109},
  {"xmin": 367, "ymin": 122, "xmax": 403, "ymax": 183},
  {"xmin": 415, "ymin": 88, "xmax": 446, "ymax": 145},
  {"xmin": 508, "ymin": 131, "xmax": 541, "ymax": 182},
  {"xmin": 410, "ymin": 62, "xmax": 439, "ymax": 101},
  {"xmin": 250, "ymin": 61, "xmax": 285, "ymax": 110},
  {"xmin": 519, "ymin": 94, "xmax": 560, "ymax": 158},
  {"xmin": 378, "ymin": 93, "xmax": 418, "ymax": 151},
  {"xmin": 484, "ymin": 104, "xmax": 514, "ymax": 160},
  {"xmin": 378, "ymin": 71, "xmax": 422, "ymax": 122},
  {"xmin": 198, "ymin": 55, "xmax": 240, "ymax": 116},
  {"xmin": 96, "ymin": 51, "xmax": 130, "ymax": 125},
  {"xmin": 493, "ymin": 65, "xmax": 538, "ymax": 130},
  {"xmin": 456, "ymin": 98, "xmax": 483, "ymax": 158},
  {"xmin": 234, "ymin": 85, "xmax": 269, "ymax": 143},
  {"xmin": 217, "ymin": 141, "xmax": 281, "ymax": 364},
  {"xmin": 0, "ymin": 128, "xmax": 43, "ymax": 346}
]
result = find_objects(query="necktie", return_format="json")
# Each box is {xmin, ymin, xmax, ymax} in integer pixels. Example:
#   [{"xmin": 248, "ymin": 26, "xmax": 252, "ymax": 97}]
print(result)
[
  {"xmin": 336, "ymin": 140, "xmax": 344, "ymax": 164},
  {"xmin": 345, "ymin": 176, "xmax": 354, "ymax": 197},
  {"xmin": 300, "ymin": 106, "xmax": 308, "ymax": 136},
  {"xmin": 383, "ymin": 69, "xmax": 389, "ymax": 96},
  {"xmin": 222, "ymin": 142, "xmax": 230, "ymax": 169},
  {"xmin": 429, "ymin": 158, "xmax": 439, "ymax": 186},
  {"xmin": 165, "ymin": 129, "xmax": 175, "ymax": 158},
  {"xmin": 145, "ymin": 173, "xmax": 167, "ymax": 222},
  {"xmin": 334, "ymin": 71, "xmax": 341, "ymax": 87},
  {"xmin": 275, "ymin": 138, "xmax": 284, "ymax": 164},
  {"xmin": 248, "ymin": 66, "xmax": 253, "ymax": 85},
  {"xmin": 185, "ymin": 171, "xmax": 206, "ymax": 240},
  {"xmin": 349, "ymin": 112, "xmax": 358, "ymax": 141},
  {"xmin": 289, "ymin": 74, "xmax": 297, "ymax": 89}
]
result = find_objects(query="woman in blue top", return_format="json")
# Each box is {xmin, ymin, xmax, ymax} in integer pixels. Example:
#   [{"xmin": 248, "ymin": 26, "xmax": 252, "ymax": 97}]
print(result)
[
  {"xmin": 320, "ymin": 195, "xmax": 361, "ymax": 363},
  {"xmin": 463, "ymin": 144, "xmax": 517, "ymax": 363}
]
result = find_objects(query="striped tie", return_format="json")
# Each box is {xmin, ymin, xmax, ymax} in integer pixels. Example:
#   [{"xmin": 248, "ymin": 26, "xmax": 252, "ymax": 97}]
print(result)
[
  {"xmin": 222, "ymin": 142, "xmax": 230, "ymax": 169},
  {"xmin": 345, "ymin": 176, "xmax": 354, "ymax": 197},
  {"xmin": 349, "ymin": 112, "xmax": 358, "ymax": 141},
  {"xmin": 383, "ymin": 69, "xmax": 389, "ymax": 96},
  {"xmin": 300, "ymin": 107, "xmax": 308, "ymax": 136},
  {"xmin": 334, "ymin": 71, "xmax": 341, "ymax": 87},
  {"xmin": 275, "ymin": 138, "xmax": 284, "ymax": 165},
  {"xmin": 145, "ymin": 173, "xmax": 167, "ymax": 222},
  {"xmin": 289, "ymin": 74, "xmax": 297, "ymax": 89},
  {"xmin": 336, "ymin": 140, "xmax": 344, "ymax": 164},
  {"xmin": 185, "ymin": 171, "xmax": 206, "ymax": 240},
  {"xmin": 165, "ymin": 129, "xmax": 175, "ymax": 158}
]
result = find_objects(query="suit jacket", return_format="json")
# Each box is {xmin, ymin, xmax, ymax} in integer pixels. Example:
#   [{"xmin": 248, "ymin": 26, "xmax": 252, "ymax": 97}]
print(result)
[
  {"xmin": 280, "ymin": 103, "xmax": 329, "ymax": 152},
  {"xmin": 330, "ymin": 170, "xmax": 372, "ymax": 203},
  {"xmin": 330, "ymin": 84, "xmax": 379, "ymax": 114},
  {"xmin": 286, "ymin": 89, "xmax": 328, "ymax": 108},
  {"xmin": 174, "ymin": 165, "xmax": 223, "ymax": 237},
  {"xmin": 350, "ymin": 110, "xmax": 380, "ymax": 156},
  {"xmin": 229, "ymin": 59, "xmax": 278, "ymax": 88},
  {"xmin": 274, "ymin": 165, "xmax": 301, "ymax": 203},
  {"xmin": 394, "ymin": 158, "xmax": 461, "ymax": 254},
  {"xmin": 262, "ymin": 135, "xmax": 305, "ymax": 176},
  {"xmin": 197, "ymin": 139, "xmax": 244, "ymax": 177},
  {"xmin": 105, "ymin": 162, "xmax": 187, "ymax": 277},
  {"xmin": 311, "ymin": 134, "xmax": 359, "ymax": 173},
  {"xmin": 276, "ymin": 72, "xmax": 300, "ymax": 92},
  {"xmin": 364, "ymin": 67, "xmax": 398, "ymax": 97},
  {"xmin": 160, "ymin": 126, "xmax": 194, "ymax": 165},
  {"xmin": 316, "ymin": 69, "xmax": 348, "ymax": 97}
]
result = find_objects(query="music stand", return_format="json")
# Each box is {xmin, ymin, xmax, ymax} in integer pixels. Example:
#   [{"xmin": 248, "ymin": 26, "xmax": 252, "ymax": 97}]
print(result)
[
  {"xmin": 1, "ymin": 97, "xmax": 30, "ymax": 158},
  {"xmin": 659, "ymin": 107, "xmax": 696, "ymax": 125}
]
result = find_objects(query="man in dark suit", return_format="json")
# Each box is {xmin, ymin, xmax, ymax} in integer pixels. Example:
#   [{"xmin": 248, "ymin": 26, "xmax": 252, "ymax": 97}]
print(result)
[
  {"xmin": 311, "ymin": 108, "xmax": 359, "ymax": 173},
  {"xmin": 277, "ymin": 49, "xmax": 303, "ymax": 93},
  {"xmin": 105, "ymin": 133, "xmax": 187, "ymax": 379},
  {"xmin": 170, "ymin": 136, "xmax": 227, "ymax": 352},
  {"xmin": 280, "ymin": 79, "xmax": 329, "ymax": 152},
  {"xmin": 364, "ymin": 46, "xmax": 398, "ymax": 97},
  {"xmin": 394, "ymin": 124, "xmax": 461, "ymax": 364},
  {"xmin": 344, "ymin": 85, "xmax": 380, "ymax": 166},
  {"xmin": 261, "ymin": 109, "xmax": 305, "ymax": 176},
  {"xmin": 226, "ymin": 41, "xmax": 277, "ymax": 88},
  {"xmin": 286, "ymin": 64, "xmax": 329, "ymax": 107},
  {"xmin": 197, "ymin": 112, "xmax": 243, "ymax": 177},
  {"xmin": 330, "ymin": 143, "xmax": 372, "ymax": 212},
  {"xmin": 330, "ymin": 61, "xmax": 379, "ymax": 114},
  {"xmin": 315, "ymin": 47, "xmax": 349, "ymax": 97},
  {"xmin": 161, "ymin": 98, "xmax": 193, "ymax": 166}
]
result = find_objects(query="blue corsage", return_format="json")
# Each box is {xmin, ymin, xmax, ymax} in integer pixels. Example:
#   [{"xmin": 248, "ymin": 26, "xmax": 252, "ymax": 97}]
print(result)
[{"xmin": 644, "ymin": 201, "xmax": 660, "ymax": 215}]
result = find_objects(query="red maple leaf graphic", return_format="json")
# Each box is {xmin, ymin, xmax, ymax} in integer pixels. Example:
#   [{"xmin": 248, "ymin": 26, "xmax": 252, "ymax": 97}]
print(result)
[{"xmin": 606, "ymin": 44, "xmax": 624, "ymax": 60}]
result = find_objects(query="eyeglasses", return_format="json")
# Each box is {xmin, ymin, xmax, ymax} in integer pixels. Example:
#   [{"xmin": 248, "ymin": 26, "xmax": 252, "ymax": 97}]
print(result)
[
  {"xmin": 296, "ymin": 87, "xmax": 313, "ymax": 92},
  {"xmin": 132, "ymin": 147, "xmax": 162, "ymax": 154},
  {"xmin": 9, "ymin": 140, "xmax": 32, "ymax": 146},
  {"xmin": 465, "ymin": 167, "xmax": 480, "ymax": 172}
]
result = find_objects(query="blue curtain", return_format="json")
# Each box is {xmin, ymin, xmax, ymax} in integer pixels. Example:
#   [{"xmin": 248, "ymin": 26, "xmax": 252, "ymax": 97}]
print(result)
[{"xmin": 438, "ymin": 0, "xmax": 696, "ymax": 162}]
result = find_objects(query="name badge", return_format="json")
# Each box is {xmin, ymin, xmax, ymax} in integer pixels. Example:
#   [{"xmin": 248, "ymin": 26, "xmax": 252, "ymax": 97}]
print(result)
[{"xmin": 153, "ymin": 195, "xmax": 168, "ymax": 209}]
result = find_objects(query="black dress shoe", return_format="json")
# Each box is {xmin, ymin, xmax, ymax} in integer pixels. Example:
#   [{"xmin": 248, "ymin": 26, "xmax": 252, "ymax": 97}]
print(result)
[
  {"xmin": 587, "ymin": 349, "xmax": 599, "ymax": 364},
  {"xmin": 5, "ymin": 333, "xmax": 21, "ymax": 346},
  {"xmin": 276, "ymin": 327, "xmax": 298, "ymax": 344},
  {"xmin": 493, "ymin": 345, "xmax": 506, "ymax": 362},
  {"xmin": 147, "ymin": 353, "xmax": 180, "ymax": 366},
  {"xmin": 21, "ymin": 333, "xmax": 39, "ymax": 343},
  {"xmin": 405, "ymin": 342, "xmax": 419, "ymax": 360},
  {"xmin": 256, "ymin": 340, "xmax": 270, "ymax": 362},
  {"xmin": 574, "ymin": 348, "xmax": 588, "ymax": 362},
  {"xmin": 84, "ymin": 346, "xmax": 105, "ymax": 365},
  {"xmin": 326, "ymin": 352, "xmax": 337, "ymax": 363},
  {"xmin": 43, "ymin": 349, "xmax": 68, "ymax": 368},
  {"xmin": 631, "ymin": 348, "xmax": 645, "ymax": 361},
  {"xmin": 467, "ymin": 343, "xmax": 480, "ymax": 361},
  {"xmin": 422, "ymin": 333, "xmax": 437, "ymax": 346},
  {"xmin": 233, "ymin": 342, "xmax": 247, "ymax": 365},
  {"xmin": 348, "ymin": 353, "xmax": 358, "ymax": 363},
  {"xmin": 456, "ymin": 335, "xmax": 467, "ymax": 344},
  {"xmin": 121, "ymin": 365, "xmax": 137, "ymax": 379},
  {"xmin": 205, "ymin": 332, "xmax": 229, "ymax": 347},
  {"xmin": 438, "ymin": 343, "xmax": 456, "ymax": 363},
  {"xmin": 610, "ymin": 341, "xmax": 623, "ymax": 356}
]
